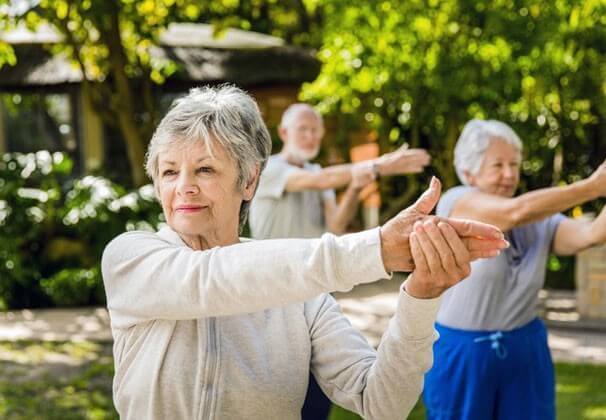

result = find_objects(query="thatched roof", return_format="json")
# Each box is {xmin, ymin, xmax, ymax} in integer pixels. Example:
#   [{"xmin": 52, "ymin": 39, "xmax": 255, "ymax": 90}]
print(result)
[{"xmin": 0, "ymin": 23, "xmax": 320, "ymax": 89}]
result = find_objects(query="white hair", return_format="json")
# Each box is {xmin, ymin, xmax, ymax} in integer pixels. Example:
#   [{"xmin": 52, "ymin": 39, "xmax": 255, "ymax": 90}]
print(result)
[
  {"xmin": 145, "ymin": 85, "xmax": 272, "ymax": 229},
  {"xmin": 454, "ymin": 119, "xmax": 523, "ymax": 185},
  {"xmin": 279, "ymin": 103, "xmax": 323, "ymax": 129}
]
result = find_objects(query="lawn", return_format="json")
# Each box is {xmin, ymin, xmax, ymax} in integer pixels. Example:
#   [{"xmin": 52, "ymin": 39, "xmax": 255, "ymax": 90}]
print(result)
[{"xmin": 0, "ymin": 341, "xmax": 604, "ymax": 419}]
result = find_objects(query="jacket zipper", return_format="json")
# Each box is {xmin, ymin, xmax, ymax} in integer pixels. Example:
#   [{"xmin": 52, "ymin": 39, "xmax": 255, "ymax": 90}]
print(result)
[{"xmin": 201, "ymin": 317, "xmax": 217, "ymax": 419}]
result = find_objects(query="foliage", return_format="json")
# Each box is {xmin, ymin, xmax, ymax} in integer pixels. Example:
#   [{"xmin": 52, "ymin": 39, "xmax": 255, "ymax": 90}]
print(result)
[
  {"xmin": 298, "ymin": 0, "xmax": 605, "ymax": 288},
  {"xmin": 0, "ymin": 151, "xmax": 163, "ymax": 309},
  {"xmin": 0, "ymin": 0, "xmax": 322, "ymax": 186},
  {"xmin": 302, "ymin": 0, "xmax": 606, "ymax": 216}
]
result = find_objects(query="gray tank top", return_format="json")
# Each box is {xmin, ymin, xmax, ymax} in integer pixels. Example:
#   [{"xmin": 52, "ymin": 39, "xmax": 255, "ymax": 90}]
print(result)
[{"xmin": 436, "ymin": 186, "xmax": 565, "ymax": 331}]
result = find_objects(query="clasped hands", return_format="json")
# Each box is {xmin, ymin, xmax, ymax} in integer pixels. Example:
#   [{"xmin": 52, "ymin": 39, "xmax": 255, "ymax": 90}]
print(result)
[{"xmin": 380, "ymin": 177, "xmax": 509, "ymax": 299}]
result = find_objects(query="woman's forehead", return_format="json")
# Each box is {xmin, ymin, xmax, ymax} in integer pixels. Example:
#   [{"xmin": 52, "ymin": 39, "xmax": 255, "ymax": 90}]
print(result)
[
  {"xmin": 158, "ymin": 138, "xmax": 225, "ymax": 164},
  {"xmin": 485, "ymin": 138, "xmax": 521, "ymax": 158}
]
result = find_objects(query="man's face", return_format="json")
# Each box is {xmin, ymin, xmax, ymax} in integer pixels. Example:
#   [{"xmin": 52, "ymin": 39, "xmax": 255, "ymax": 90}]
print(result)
[{"xmin": 280, "ymin": 109, "xmax": 324, "ymax": 162}]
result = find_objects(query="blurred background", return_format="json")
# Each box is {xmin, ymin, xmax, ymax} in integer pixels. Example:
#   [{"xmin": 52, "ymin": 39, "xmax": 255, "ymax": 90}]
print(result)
[{"xmin": 0, "ymin": 0, "xmax": 604, "ymax": 419}]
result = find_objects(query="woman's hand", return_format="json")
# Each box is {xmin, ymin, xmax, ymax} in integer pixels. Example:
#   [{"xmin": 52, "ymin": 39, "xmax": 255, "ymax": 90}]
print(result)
[
  {"xmin": 380, "ymin": 177, "xmax": 508, "ymax": 273},
  {"xmin": 404, "ymin": 220, "xmax": 474, "ymax": 299},
  {"xmin": 587, "ymin": 159, "xmax": 606, "ymax": 197}
]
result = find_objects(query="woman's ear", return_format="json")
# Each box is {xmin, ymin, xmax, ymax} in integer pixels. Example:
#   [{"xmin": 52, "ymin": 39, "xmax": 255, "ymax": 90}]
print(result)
[
  {"xmin": 464, "ymin": 170, "xmax": 476, "ymax": 186},
  {"xmin": 243, "ymin": 164, "xmax": 261, "ymax": 200}
]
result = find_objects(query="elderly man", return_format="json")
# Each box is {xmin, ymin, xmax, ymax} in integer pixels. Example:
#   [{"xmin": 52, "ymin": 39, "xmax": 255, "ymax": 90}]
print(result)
[{"xmin": 249, "ymin": 103, "xmax": 431, "ymax": 419}]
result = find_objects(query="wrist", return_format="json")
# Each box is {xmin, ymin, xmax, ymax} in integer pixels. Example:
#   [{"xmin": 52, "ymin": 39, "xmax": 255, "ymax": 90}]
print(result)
[
  {"xmin": 578, "ymin": 178, "xmax": 601, "ymax": 201},
  {"xmin": 403, "ymin": 277, "xmax": 440, "ymax": 299},
  {"xmin": 379, "ymin": 225, "xmax": 413, "ymax": 273},
  {"xmin": 372, "ymin": 160, "xmax": 382, "ymax": 179}
]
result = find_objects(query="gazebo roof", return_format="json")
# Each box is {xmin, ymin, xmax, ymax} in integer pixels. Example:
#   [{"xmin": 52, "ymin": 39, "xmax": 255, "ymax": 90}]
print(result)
[{"xmin": 0, "ymin": 23, "xmax": 319, "ymax": 89}]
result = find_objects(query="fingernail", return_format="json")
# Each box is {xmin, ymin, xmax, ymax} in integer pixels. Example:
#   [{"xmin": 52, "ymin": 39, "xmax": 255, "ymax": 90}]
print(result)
[{"xmin": 502, "ymin": 240, "xmax": 510, "ymax": 248}]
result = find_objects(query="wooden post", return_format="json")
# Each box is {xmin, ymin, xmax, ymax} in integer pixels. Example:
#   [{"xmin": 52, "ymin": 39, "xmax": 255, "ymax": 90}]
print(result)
[
  {"xmin": 79, "ymin": 86, "xmax": 104, "ymax": 173},
  {"xmin": 0, "ymin": 100, "xmax": 6, "ymax": 155},
  {"xmin": 350, "ymin": 135, "xmax": 380, "ymax": 229}
]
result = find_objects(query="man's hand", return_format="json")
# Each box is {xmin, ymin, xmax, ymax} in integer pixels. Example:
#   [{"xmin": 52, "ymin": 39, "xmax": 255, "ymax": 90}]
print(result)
[
  {"xmin": 380, "ymin": 177, "xmax": 508, "ymax": 273},
  {"xmin": 375, "ymin": 144, "xmax": 431, "ymax": 176}
]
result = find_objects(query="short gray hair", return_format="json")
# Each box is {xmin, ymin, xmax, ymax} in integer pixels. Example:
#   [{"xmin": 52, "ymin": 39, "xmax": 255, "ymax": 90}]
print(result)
[
  {"xmin": 145, "ymin": 85, "xmax": 272, "ymax": 229},
  {"xmin": 454, "ymin": 119, "xmax": 523, "ymax": 185},
  {"xmin": 279, "ymin": 103, "xmax": 323, "ymax": 129}
]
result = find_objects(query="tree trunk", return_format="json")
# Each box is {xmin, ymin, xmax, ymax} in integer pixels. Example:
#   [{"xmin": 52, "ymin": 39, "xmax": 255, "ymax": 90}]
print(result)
[{"xmin": 102, "ymin": 5, "xmax": 148, "ymax": 186}]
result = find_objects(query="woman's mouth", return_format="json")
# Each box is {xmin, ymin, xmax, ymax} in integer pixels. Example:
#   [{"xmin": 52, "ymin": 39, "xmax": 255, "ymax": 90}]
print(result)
[{"xmin": 175, "ymin": 205, "xmax": 206, "ymax": 213}]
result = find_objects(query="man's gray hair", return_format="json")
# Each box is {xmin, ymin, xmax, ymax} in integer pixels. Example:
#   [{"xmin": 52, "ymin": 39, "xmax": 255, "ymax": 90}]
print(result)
[
  {"xmin": 145, "ymin": 85, "xmax": 272, "ymax": 229},
  {"xmin": 454, "ymin": 119, "xmax": 523, "ymax": 185},
  {"xmin": 279, "ymin": 103, "xmax": 323, "ymax": 129}
]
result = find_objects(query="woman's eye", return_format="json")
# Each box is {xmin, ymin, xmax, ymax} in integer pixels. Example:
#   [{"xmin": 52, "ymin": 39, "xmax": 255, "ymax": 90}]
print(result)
[
  {"xmin": 197, "ymin": 167, "xmax": 213, "ymax": 174},
  {"xmin": 162, "ymin": 170, "xmax": 176, "ymax": 177}
]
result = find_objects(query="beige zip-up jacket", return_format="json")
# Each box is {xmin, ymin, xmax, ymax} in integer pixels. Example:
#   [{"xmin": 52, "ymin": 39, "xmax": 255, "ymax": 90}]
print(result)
[{"xmin": 101, "ymin": 226, "xmax": 440, "ymax": 420}]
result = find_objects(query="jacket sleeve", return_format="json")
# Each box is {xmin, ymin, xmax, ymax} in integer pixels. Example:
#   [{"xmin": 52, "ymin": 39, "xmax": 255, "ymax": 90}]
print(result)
[
  {"xmin": 305, "ymin": 281, "xmax": 440, "ymax": 420},
  {"xmin": 101, "ymin": 228, "xmax": 389, "ymax": 329}
]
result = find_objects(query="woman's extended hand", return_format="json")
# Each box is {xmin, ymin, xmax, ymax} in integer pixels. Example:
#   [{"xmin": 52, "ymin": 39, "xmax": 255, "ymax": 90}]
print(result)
[
  {"xmin": 404, "ymin": 220, "xmax": 475, "ymax": 299},
  {"xmin": 588, "ymin": 159, "xmax": 606, "ymax": 197},
  {"xmin": 380, "ymin": 177, "xmax": 508, "ymax": 273}
]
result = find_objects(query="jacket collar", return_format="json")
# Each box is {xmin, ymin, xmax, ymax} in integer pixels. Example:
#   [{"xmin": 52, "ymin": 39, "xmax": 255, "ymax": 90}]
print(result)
[
  {"xmin": 156, "ymin": 224, "xmax": 252, "ymax": 248},
  {"xmin": 157, "ymin": 225, "xmax": 188, "ymax": 247}
]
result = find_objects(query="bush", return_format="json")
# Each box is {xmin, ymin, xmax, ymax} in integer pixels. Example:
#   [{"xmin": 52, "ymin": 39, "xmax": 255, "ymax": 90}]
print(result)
[{"xmin": 0, "ymin": 151, "xmax": 163, "ymax": 309}]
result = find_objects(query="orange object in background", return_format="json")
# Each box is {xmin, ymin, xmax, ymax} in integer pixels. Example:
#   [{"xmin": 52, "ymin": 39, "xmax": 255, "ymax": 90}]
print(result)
[{"xmin": 350, "ymin": 142, "xmax": 381, "ymax": 210}]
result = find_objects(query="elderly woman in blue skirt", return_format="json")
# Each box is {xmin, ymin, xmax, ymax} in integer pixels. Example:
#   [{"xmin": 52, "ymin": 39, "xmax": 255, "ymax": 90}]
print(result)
[{"xmin": 423, "ymin": 119, "xmax": 606, "ymax": 420}]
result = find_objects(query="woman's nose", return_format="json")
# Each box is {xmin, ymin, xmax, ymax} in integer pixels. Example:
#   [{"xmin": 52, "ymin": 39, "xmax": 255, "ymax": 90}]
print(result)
[{"xmin": 176, "ymin": 173, "xmax": 199, "ymax": 195}]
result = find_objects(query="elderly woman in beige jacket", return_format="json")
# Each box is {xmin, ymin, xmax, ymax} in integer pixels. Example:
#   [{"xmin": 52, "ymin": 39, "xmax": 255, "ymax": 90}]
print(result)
[{"xmin": 101, "ymin": 85, "xmax": 507, "ymax": 420}]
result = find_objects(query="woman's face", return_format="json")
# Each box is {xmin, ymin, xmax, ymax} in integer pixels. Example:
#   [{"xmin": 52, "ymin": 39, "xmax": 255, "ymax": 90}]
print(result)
[
  {"xmin": 467, "ymin": 138, "xmax": 521, "ymax": 197},
  {"xmin": 157, "ymin": 139, "xmax": 255, "ymax": 248}
]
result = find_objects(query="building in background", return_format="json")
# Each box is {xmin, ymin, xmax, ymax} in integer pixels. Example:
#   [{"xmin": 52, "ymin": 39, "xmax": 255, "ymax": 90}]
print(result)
[{"xmin": 0, "ymin": 23, "xmax": 320, "ymax": 180}]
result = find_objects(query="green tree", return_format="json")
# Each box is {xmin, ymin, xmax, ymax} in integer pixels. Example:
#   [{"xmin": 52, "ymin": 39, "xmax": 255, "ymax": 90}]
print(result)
[
  {"xmin": 301, "ymin": 0, "xmax": 606, "ymax": 219},
  {"xmin": 0, "ymin": 0, "xmax": 322, "ymax": 186}
]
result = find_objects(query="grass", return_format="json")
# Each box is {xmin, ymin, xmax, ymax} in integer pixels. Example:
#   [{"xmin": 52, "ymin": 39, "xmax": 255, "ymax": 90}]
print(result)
[
  {"xmin": 330, "ymin": 363, "xmax": 606, "ymax": 420},
  {"xmin": 0, "ymin": 341, "xmax": 117, "ymax": 420},
  {"xmin": 0, "ymin": 341, "xmax": 604, "ymax": 419}
]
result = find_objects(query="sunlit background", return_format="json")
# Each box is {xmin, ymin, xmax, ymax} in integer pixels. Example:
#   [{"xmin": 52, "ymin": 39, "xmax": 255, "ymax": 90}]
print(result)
[{"xmin": 0, "ymin": 0, "xmax": 605, "ymax": 418}]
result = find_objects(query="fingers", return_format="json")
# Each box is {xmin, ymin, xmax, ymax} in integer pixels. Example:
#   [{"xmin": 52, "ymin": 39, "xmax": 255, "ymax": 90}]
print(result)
[
  {"xmin": 406, "ymin": 220, "xmax": 472, "ymax": 299},
  {"xmin": 410, "ymin": 176, "xmax": 442, "ymax": 215},
  {"xmin": 402, "ymin": 150, "xmax": 431, "ymax": 169},
  {"xmin": 410, "ymin": 232, "xmax": 430, "ymax": 276},
  {"xmin": 421, "ymin": 221, "xmax": 459, "ymax": 274},
  {"xmin": 443, "ymin": 217, "xmax": 504, "ymax": 240},
  {"xmin": 436, "ymin": 222, "xmax": 471, "ymax": 270},
  {"xmin": 413, "ymin": 222, "xmax": 442, "ymax": 275},
  {"xmin": 404, "ymin": 149, "xmax": 431, "ymax": 161},
  {"xmin": 462, "ymin": 237, "xmax": 508, "ymax": 254}
]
